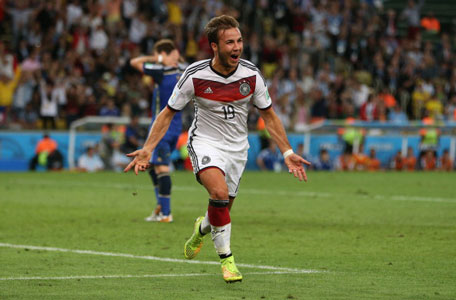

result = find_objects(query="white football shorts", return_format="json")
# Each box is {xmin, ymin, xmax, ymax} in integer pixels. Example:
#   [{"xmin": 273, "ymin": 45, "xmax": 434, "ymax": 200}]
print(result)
[{"xmin": 187, "ymin": 139, "xmax": 248, "ymax": 198}]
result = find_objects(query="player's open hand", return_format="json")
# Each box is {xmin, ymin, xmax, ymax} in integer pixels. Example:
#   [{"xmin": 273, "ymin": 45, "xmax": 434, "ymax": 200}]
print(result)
[
  {"xmin": 124, "ymin": 148, "xmax": 152, "ymax": 175},
  {"xmin": 285, "ymin": 154, "xmax": 311, "ymax": 182}
]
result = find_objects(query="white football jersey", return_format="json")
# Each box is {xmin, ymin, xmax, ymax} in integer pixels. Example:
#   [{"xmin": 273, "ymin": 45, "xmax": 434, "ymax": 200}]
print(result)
[{"xmin": 168, "ymin": 59, "xmax": 272, "ymax": 152}]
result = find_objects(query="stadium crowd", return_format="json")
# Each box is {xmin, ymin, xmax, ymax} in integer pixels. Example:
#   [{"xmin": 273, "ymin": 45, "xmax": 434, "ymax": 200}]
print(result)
[{"xmin": 0, "ymin": 0, "xmax": 454, "ymax": 170}]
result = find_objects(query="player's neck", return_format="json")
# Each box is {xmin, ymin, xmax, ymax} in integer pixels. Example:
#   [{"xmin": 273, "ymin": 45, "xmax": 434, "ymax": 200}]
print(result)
[{"xmin": 211, "ymin": 57, "xmax": 237, "ymax": 76}]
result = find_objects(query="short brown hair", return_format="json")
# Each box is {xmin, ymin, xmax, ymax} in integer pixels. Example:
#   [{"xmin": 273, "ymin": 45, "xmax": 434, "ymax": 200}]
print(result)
[
  {"xmin": 154, "ymin": 39, "xmax": 176, "ymax": 54},
  {"xmin": 204, "ymin": 15, "xmax": 240, "ymax": 45}
]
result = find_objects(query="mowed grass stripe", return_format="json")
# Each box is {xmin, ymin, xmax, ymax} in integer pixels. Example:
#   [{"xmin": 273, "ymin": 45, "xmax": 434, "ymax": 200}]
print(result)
[
  {"xmin": 11, "ymin": 177, "xmax": 456, "ymax": 203},
  {"xmin": 0, "ymin": 271, "xmax": 313, "ymax": 281}
]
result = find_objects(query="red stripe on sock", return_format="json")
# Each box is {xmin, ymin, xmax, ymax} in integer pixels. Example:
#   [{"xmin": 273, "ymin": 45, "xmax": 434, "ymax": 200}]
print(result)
[{"xmin": 208, "ymin": 204, "xmax": 230, "ymax": 226}]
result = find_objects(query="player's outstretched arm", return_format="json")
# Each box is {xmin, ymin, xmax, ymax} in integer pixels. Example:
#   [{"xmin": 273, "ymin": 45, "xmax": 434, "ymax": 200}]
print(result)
[
  {"xmin": 130, "ymin": 54, "xmax": 158, "ymax": 72},
  {"xmin": 258, "ymin": 107, "xmax": 311, "ymax": 181},
  {"xmin": 124, "ymin": 106, "xmax": 176, "ymax": 175}
]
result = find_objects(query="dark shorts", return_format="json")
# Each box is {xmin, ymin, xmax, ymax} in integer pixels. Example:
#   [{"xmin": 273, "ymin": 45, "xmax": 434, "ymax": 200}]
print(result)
[{"xmin": 150, "ymin": 135, "xmax": 178, "ymax": 166}]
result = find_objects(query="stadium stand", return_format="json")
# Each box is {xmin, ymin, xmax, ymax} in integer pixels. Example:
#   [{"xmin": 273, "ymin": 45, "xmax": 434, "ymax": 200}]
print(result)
[{"xmin": 0, "ymin": 0, "xmax": 455, "ymax": 171}]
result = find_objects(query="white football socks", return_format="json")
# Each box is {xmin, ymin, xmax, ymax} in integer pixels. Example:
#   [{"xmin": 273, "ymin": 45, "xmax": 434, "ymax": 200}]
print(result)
[
  {"xmin": 211, "ymin": 223, "xmax": 231, "ymax": 257},
  {"xmin": 200, "ymin": 212, "xmax": 211, "ymax": 235}
]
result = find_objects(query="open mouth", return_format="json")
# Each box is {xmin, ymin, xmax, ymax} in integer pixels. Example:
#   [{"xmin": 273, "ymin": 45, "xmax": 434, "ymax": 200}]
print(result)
[{"xmin": 230, "ymin": 54, "xmax": 240, "ymax": 61}]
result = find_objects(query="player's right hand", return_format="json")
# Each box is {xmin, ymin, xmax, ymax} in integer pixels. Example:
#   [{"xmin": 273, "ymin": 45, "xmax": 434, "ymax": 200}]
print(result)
[
  {"xmin": 285, "ymin": 154, "xmax": 311, "ymax": 182},
  {"xmin": 124, "ymin": 148, "xmax": 152, "ymax": 175}
]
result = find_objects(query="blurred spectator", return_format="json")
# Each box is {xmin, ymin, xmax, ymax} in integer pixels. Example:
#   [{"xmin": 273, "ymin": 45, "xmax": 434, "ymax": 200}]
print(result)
[
  {"xmin": 313, "ymin": 149, "xmax": 333, "ymax": 171},
  {"xmin": 388, "ymin": 103, "xmax": 408, "ymax": 124},
  {"xmin": 420, "ymin": 149, "xmax": 436, "ymax": 171},
  {"xmin": 310, "ymin": 88, "xmax": 327, "ymax": 122},
  {"xmin": 420, "ymin": 12, "xmax": 440, "ymax": 33},
  {"xmin": 99, "ymin": 97, "xmax": 120, "ymax": 116},
  {"xmin": 99, "ymin": 123, "xmax": 124, "ymax": 170},
  {"xmin": 0, "ymin": 66, "xmax": 21, "ymax": 126},
  {"xmin": 129, "ymin": 12, "xmax": 147, "ymax": 44},
  {"xmin": 292, "ymin": 95, "xmax": 310, "ymax": 132},
  {"xmin": 353, "ymin": 144, "xmax": 369, "ymax": 171},
  {"xmin": 11, "ymin": 70, "xmax": 36, "ymax": 122},
  {"xmin": 419, "ymin": 118, "xmax": 440, "ymax": 161},
  {"xmin": 385, "ymin": 9, "xmax": 398, "ymax": 37},
  {"xmin": 391, "ymin": 150, "xmax": 404, "ymax": 171},
  {"xmin": 295, "ymin": 143, "xmax": 311, "ymax": 165},
  {"xmin": 378, "ymin": 88, "xmax": 397, "ymax": 110},
  {"xmin": 367, "ymin": 148, "xmax": 381, "ymax": 171},
  {"xmin": 445, "ymin": 95, "xmax": 456, "ymax": 121},
  {"xmin": 66, "ymin": 0, "xmax": 83, "ymax": 29},
  {"xmin": 256, "ymin": 140, "xmax": 283, "ymax": 172},
  {"xmin": 111, "ymin": 142, "xmax": 130, "ymax": 172},
  {"xmin": 404, "ymin": 146, "xmax": 417, "ymax": 171},
  {"xmin": 174, "ymin": 129, "xmax": 192, "ymax": 171},
  {"xmin": 275, "ymin": 94, "xmax": 292, "ymax": 129},
  {"xmin": 0, "ymin": 41, "xmax": 17, "ymax": 79},
  {"xmin": 335, "ymin": 150, "xmax": 354, "ymax": 171},
  {"xmin": 256, "ymin": 117, "xmax": 271, "ymax": 150},
  {"xmin": 338, "ymin": 121, "xmax": 365, "ymax": 154},
  {"xmin": 400, "ymin": 0, "xmax": 425, "ymax": 39},
  {"xmin": 8, "ymin": 0, "xmax": 34, "ymax": 44},
  {"xmin": 121, "ymin": 115, "xmax": 145, "ymax": 154},
  {"xmin": 438, "ymin": 149, "xmax": 453, "ymax": 171},
  {"xmin": 351, "ymin": 80, "xmax": 370, "ymax": 110},
  {"xmin": 39, "ymin": 78, "xmax": 66, "ymax": 129},
  {"xmin": 89, "ymin": 24, "xmax": 109, "ymax": 53},
  {"xmin": 360, "ymin": 94, "xmax": 378, "ymax": 122},
  {"xmin": 77, "ymin": 145, "xmax": 104, "ymax": 172},
  {"xmin": 29, "ymin": 133, "xmax": 63, "ymax": 171}
]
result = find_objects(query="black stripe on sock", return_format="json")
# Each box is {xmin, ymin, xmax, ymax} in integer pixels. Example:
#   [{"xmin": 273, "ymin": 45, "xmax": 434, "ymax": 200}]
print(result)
[
  {"xmin": 209, "ymin": 199, "xmax": 229, "ymax": 207},
  {"xmin": 219, "ymin": 253, "xmax": 232, "ymax": 259},
  {"xmin": 198, "ymin": 224, "xmax": 206, "ymax": 236}
]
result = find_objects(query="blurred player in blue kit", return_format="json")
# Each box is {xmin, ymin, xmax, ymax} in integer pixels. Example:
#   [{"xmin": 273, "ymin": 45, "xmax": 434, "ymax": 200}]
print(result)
[{"xmin": 130, "ymin": 39, "xmax": 186, "ymax": 222}]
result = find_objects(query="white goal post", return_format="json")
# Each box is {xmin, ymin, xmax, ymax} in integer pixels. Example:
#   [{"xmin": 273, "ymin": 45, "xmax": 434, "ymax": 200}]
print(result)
[{"xmin": 68, "ymin": 116, "xmax": 152, "ymax": 169}]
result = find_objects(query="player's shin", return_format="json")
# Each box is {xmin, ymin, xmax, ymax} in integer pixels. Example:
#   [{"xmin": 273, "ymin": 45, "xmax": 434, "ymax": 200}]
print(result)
[
  {"xmin": 157, "ymin": 172, "xmax": 171, "ymax": 216},
  {"xmin": 208, "ymin": 199, "xmax": 231, "ymax": 257},
  {"xmin": 200, "ymin": 211, "xmax": 211, "ymax": 235},
  {"xmin": 148, "ymin": 169, "xmax": 160, "ymax": 207},
  {"xmin": 208, "ymin": 199, "xmax": 242, "ymax": 282}
]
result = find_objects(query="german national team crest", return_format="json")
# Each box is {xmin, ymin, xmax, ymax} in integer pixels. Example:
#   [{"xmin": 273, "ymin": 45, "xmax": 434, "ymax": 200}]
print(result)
[
  {"xmin": 239, "ymin": 81, "xmax": 251, "ymax": 96},
  {"xmin": 202, "ymin": 156, "xmax": 211, "ymax": 165}
]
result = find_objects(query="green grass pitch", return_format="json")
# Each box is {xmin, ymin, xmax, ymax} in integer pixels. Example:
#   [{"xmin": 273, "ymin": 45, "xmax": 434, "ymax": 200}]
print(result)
[{"xmin": 1, "ymin": 171, "xmax": 455, "ymax": 299}]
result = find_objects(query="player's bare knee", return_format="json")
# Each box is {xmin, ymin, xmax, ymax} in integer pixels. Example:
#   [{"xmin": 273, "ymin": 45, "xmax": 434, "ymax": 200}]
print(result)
[{"xmin": 209, "ymin": 188, "xmax": 229, "ymax": 200}]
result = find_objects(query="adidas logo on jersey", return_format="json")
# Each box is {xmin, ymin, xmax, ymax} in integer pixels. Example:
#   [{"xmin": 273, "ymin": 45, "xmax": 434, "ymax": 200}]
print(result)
[{"xmin": 204, "ymin": 87, "xmax": 213, "ymax": 94}]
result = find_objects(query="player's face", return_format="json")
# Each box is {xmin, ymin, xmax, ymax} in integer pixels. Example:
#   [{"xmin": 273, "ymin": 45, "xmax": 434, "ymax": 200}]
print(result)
[
  {"xmin": 161, "ymin": 49, "xmax": 180, "ymax": 67},
  {"xmin": 168, "ymin": 49, "xmax": 180, "ymax": 65},
  {"xmin": 214, "ymin": 27, "xmax": 243, "ymax": 72}
]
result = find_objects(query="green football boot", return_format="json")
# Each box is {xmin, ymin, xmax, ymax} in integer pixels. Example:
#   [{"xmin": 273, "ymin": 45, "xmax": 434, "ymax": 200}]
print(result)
[
  {"xmin": 221, "ymin": 256, "xmax": 242, "ymax": 283},
  {"xmin": 184, "ymin": 216, "xmax": 205, "ymax": 259}
]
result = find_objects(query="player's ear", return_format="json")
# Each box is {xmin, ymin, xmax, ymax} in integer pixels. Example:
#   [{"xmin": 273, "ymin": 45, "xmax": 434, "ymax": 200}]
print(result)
[{"xmin": 210, "ymin": 42, "xmax": 218, "ymax": 53}]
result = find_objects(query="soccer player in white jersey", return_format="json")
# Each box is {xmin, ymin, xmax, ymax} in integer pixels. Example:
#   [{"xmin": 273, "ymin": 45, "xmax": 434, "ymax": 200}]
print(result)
[{"xmin": 124, "ymin": 15, "xmax": 310, "ymax": 283}]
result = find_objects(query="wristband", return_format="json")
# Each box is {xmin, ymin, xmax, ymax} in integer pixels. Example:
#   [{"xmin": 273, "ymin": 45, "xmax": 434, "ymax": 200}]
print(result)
[
  {"xmin": 157, "ymin": 54, "xmax": 163, "ymax": 63},
  {"xmin": 283, "ymin": 149, "xmax": 294, "ymax": 159}
]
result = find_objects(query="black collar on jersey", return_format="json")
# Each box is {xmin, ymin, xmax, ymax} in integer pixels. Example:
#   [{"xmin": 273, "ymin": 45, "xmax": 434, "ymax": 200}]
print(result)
[{"xmin": 209, "ymin": 58, "xmax": 239, "ymax": 79}]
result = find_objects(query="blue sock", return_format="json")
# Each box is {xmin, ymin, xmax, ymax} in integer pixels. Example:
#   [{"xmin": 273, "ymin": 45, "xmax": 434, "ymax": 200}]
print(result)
[
  {"xmin": 155, "ymin": 187, "xmax": 161, "ymax": 207},
  {"xmin": 158, "ymin": 173, "xmax": 172, "ymax": 215},
  {"xmin": 149, "ymin": 169, "xmax": 160, "ymax": 207},
  {"xmin": 159, "ymin": 196, "xmax": 171, "ymax": 215}
]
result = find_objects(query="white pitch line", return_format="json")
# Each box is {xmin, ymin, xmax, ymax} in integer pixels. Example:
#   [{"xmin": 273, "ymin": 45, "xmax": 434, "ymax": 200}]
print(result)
[
  {"xmin": 0, "ymin": 271, "xmax": 311, "ymax": 281},
  {"xmin": 12, "ymin": 178, "xmax": 456, "ymax": 203},
  {"xmin": 0, "ymin": 243, "xmax": 319, "ymax": 274},
  {"xmin": 0, "ymin": 273, "xmax": 214, "ymax": 281}
]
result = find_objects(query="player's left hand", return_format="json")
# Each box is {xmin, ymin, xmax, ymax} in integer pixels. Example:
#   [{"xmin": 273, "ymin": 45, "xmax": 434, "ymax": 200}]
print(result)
[
  {"xmin": 124, "ymin": 148, "xmax": 152, "ymax": 175},
  {"xmin": 285, "ymin": 154, "xmax": 311, "ymax": 182}
]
